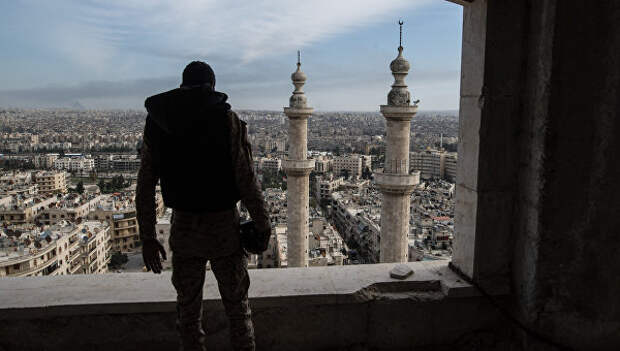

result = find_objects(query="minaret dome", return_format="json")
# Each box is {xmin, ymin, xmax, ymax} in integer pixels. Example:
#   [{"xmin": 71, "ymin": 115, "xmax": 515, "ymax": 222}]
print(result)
[{"xmin": 289, "ymin": 50, "xmax": 308, "ymax": 109}]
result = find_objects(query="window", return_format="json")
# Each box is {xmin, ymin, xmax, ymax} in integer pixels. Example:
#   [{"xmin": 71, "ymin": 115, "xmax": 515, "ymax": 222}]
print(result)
[{"xmin": 0, "ymin": 0, "xmax": 467, "ymax": 282}]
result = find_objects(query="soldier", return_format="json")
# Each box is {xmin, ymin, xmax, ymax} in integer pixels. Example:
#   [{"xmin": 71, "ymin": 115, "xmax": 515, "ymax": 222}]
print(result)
[{"xmin": 136, "ymin": 61, "xmax": 270, "ymax": 351}]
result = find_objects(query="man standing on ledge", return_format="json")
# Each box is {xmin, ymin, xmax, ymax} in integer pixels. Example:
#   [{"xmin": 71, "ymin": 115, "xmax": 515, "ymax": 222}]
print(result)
[{"xmin": 135, "ymin": 61, "xmax": 270, "ymax": 351}]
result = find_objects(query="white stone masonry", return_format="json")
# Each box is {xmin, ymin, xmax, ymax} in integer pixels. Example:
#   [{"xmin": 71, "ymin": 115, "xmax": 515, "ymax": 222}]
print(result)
[
  {"xmin": 375, "ymin": 41, "xmax": 419, "ymax": 263},
  {"xmin": 282, "ymin": 53, "xmax": 314, "ymax": 267}
]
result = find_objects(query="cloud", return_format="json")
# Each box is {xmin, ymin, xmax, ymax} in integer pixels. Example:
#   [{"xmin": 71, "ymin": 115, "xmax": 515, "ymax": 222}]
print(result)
[
  {"xmin": 0, "ymin": 0, "xmax": 460, "ymax": 110},
  {"xmin": 46, "ymin": 0, "xmax": 434, "ymax": 66},
  {"xmin": 0, "ymin": 77, "xmax": 177, "ymax": 108},
  {"xmin": 0, "ymin": 66, "xmax": 459, "ymax": 111}
]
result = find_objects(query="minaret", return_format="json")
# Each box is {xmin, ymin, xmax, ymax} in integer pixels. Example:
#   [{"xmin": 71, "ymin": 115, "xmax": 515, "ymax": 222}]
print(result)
[
  {"xmin": 283, "ymin": 51, "xmax": 315, "ymax": 267},
  {"xmin": 375, "ymin": 21, "xmax": 420, "ymax": 263}
]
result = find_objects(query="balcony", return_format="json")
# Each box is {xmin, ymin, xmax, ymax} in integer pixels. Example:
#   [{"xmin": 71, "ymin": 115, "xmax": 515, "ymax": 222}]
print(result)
[
  {"xmin": 0, "ymin": 261, "xmax": 508, "ymax": 351},
  {"xmin": 9, "ymin": 257, "xmax": 57, "ymax": 277},
  {"xmin": 69, "ymin": 238, "xmax": 81, "ymax": 250},
  {"xmin": 115, "ymin": 221, "xmax": 137, "ymax": 229},
  {"xmin": 69, "ymin": 262, "xmax": 82, "ymax": 274},
  {"xmin": 69, "ymin": 250, "xmax": 81, "ymax": 262}
]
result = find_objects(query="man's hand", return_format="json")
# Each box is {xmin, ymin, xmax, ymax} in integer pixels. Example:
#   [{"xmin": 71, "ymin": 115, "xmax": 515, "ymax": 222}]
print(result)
[{"xmin": 142, "ymin": 238, "xmax": 167, "ymax": 274}]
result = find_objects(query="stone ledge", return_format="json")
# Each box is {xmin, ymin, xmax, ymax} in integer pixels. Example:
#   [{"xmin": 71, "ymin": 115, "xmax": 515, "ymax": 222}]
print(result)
[
  {"xmin": 281, "ymin": 159, "xmax": 315, "ymax": 175},
  {"xmin": 379, "ymin": 104, "xmax": 418, "ymax": 120},
  {"xmin": 374, "ymin": 173, "xmax": 418, "ymax": 194},
  {"xmin": 283, "ymin": 107, "xmax": 313, "ymax": 118},
  {"xmin": 0, "ymin": 261, "xmax": 475, "ymax": 320},
  {"xmin": 0, "ymin": 261, "xmax": 511, "ymax": 351}
]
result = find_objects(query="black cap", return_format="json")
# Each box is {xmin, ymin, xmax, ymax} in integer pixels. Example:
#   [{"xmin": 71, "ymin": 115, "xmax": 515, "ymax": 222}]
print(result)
[{"xmin": 181, "ymin": 61, "xmax": 215, "ymax": 88}]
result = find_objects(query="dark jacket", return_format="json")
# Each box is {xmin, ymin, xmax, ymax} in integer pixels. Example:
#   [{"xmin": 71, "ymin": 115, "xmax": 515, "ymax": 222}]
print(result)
[
  {"xmin": 143, "ymin": 86, "xmax": 239, "ymax": 212},
  {"xmin": 136, "ymin": 86, "xmax": 269, "ymax": 242}
]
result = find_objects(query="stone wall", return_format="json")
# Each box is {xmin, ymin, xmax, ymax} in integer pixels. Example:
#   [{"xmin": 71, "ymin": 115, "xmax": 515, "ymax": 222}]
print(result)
[
  {"xmin": 513, "ymin": 1, "xmax": 620, "ymax": 349},
  {"xmin": 0, "ymin": 261, "xmax": 512, "ymax": 351},
  {"xmin": 452, "ymin": 1, "xmax": 620, "ymax": 350}
]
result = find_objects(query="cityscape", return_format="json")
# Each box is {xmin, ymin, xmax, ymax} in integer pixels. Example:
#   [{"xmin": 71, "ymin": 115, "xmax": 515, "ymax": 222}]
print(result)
[
  {"xmin": 0, "ymin": 0, "xmax": 616, "ymax": 350},
  {"xmin": 0, "ymin": 105, "xmax": 457, "ymax": 276}
]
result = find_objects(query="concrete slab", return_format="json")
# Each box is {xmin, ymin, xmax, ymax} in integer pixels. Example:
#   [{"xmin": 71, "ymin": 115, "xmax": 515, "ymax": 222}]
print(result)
[{"xmin": 0, "ymin": 261, "xmax": 475, "ymax": 320}]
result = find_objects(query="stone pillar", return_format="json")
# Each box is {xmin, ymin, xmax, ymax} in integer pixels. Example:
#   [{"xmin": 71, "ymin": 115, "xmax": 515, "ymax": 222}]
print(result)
[
  {"xmin": 375, "ymin": 45, "xmax": 419, "ymax": 263},
  {"xmin": 282, "ymin": 54, "xmax": 314, "ymax": 267}
]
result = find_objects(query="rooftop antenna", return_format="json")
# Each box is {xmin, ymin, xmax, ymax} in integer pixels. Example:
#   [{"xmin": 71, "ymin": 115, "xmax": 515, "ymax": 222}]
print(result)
[{"xmin": 398, "ymin": 19, "xmax": 404, "ymax": 47}]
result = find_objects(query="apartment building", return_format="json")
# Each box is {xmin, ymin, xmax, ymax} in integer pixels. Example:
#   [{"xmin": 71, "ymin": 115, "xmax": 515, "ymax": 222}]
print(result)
[
  {"xmin": 257, "ymin": 224, "xmax": 286, "ymax": 269},
  {"xmin": 332, "ymin": 155, "xmax": 363, "ymax": 178},
  {"xmin": 313, "ymin": 156, "xmax": 332, "ymax": 173},
  {"xmin": 37, "ymin": 193, "xmax": 102, "ymax": 225},
  {"xmin": 94, "ymin": 155, "xmax": 113, "ymax": 171},
  {"xmin": 308, "ymin": 218, "xmax": 347, "ymax": 266},
  {"xmin": 360, "ymin": 155, "xmax": 372, "ymax": 170},
  {"xmin": 0, "ymin": 171, "xmax": 32, "ymax": 186},
  {"xmin": 263, "ymin": 188, "xmax": 287, "ymax": 225},
  {"xmin": 0, "ymin": 195, "xmax": 56, "ymax": 225},
  {"xmin": 409, "ymin": 149, "xmax": 458, "ymax": 181},
  {"xmin": 0, "ymin": 221, "xmax": 111, "ymax": 277},
  {"xmin": 315, "ymin": 174, "xmax": 344, "ymax": 202},
  {"xmin": 111, "ymin": 156, "xmax": 141, "ymax": 172},
  {"xmin": 444, "ymin": 153, "xmax": 457, "ymax": 182},
  {"xmin": 0, "ymin": 172, "xmax": 38, "ymax": 196},
  {"xmin": 33, "ymin": 171, "xmax": 67, "ymax": 195},
  {"xmin": 54, "ymin": 156, "xmax": 94, "ymax": 172},
  {"xmin": 254, "ymin": 157, "xmax": 282, "ymax": 173},
  {"xmin": 0, "ymin": 184, "xmax": 37, "ymax": 197},
  {"xmin": 33, "ymin": 154, "xmax": 60, "ymax": 169},
  {"xmin": 88, "ymin": 192, "xmax": 164, "ymax": 253},
  {"xmin": 329, "ymin": 191, "xmax": 381, "ymax": 263}
]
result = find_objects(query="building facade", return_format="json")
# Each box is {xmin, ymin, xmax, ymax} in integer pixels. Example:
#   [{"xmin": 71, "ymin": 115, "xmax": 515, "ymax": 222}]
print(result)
[
  {"xmin": 332, "ymin": 155, "xmax": 363, "ymax": 178},
  {"xmin": 33, "ymin": 171, "xmax": 67, "ymax": 195},
  {"xmin": 87, "ymin": 193, "xmax": 163, "ymax": 253},
  {"xmin": 315, "ymin": 174, "xmax": 344, "ymax": 202},
  {"xmin": 0, "ymin": 221, "xmax": 111, "ymax": 277},
  {"xmin": 409, "ymin": 149, "xmax": 457, "ymax": 182},
  {"xmin": 0, "ymin": 196, "xmax": 55, "ymax": 225},
  {"xmin": 38, "ymin": 194, "xmax": 102, "ymax": 225}
]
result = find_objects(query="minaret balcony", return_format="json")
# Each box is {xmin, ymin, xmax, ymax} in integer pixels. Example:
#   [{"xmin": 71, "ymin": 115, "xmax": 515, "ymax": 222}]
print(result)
[
  {"xmin": 283, "ymin": 107, "xmax": 314, "ymax": 119},
  {"xmin": 379, "ymin": 105, "xmax": 418, "ymax": 120},
  {"xmin": 374, "ymin": 172, "xmax": 419, "ymax": 194},
  {"xmin": 282, "ymin": 159, "xmax": 315, "ymax": 176}
]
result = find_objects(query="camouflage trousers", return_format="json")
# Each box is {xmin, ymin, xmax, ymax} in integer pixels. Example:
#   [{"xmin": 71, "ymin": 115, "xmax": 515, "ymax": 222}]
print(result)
[{"xmin": 171, "ymin": 208, "xmax": 255, "ymax": 351}]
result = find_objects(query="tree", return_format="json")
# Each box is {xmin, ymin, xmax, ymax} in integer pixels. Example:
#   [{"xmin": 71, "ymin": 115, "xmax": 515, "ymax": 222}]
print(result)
[
  {"xmin": 76, "ymin": 181, "xmax": 84, "ymax": 194},
  {"xmin": 109, "ymin": 252, "xmax": 128, "ymax": 269},
  {"xmin": 97, "ymin": 179, "xmax": 107, "ymax": 193}
]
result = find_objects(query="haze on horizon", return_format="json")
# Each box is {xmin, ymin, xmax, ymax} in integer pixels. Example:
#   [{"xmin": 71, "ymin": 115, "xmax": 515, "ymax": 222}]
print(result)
[{"xmin": 0, "ymin": 0, "xmax": 462, "ymax": 111}]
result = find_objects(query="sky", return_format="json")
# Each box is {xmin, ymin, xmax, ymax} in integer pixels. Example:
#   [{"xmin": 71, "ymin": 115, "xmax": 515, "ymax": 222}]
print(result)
[{"xmin": 0, "ymin": 0, "xmax": 462, "ymax": 111}]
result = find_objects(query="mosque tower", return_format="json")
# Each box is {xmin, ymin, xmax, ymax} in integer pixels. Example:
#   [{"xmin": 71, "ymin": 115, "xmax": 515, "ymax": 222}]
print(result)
[
  {"xmin": 283, "ymin": 51, "xmax": 315, "ymax": 267},
  {"xmin": 375, "ymin": 21, "xmax": 420, "ymax": 263}
]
